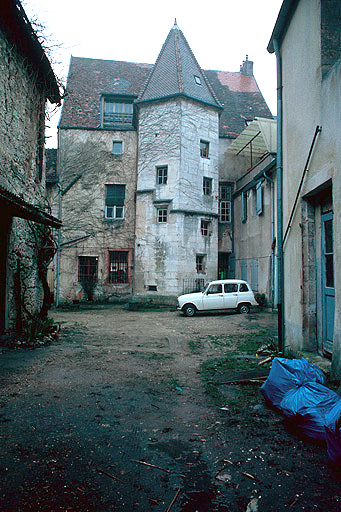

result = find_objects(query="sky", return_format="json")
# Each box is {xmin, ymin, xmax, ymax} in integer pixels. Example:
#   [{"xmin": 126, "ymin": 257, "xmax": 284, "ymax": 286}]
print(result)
[{"xmin": 23, "ymin": 0, "xmax": 283, "ymax": 148}]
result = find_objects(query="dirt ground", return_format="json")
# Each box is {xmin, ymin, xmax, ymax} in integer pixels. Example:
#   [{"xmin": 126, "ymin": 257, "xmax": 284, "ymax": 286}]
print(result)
[{"xmin": 0, "ymin": 305, "xmax": 340, "ymax": 512}]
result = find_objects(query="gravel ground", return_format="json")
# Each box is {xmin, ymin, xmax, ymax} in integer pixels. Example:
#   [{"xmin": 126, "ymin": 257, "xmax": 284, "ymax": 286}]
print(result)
[{"xmin": 0, "ymin": 305, "xmax": 340, "ymax": 511}]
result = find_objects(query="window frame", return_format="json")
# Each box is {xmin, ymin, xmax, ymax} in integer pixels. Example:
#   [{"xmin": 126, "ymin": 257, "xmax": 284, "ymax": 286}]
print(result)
[
  {"xmin": 219, "ymin": 183, "xmax": 232, "ymax": 223},
  {"xmin": 102, "ymin": 97, "xmax": 134, "ymax": 129},
  {"xmin": 108, "ymin": 250, "xmax": 128, "ymax": 284},
  {"xmin": 194, "ymin": 75, "xmax": 202, "ymax": 85},
  {"xmin": 157, "ymin": 208, "xmax": 168, "ymax": 223},
  {"xmin": 105, "ymin": 184, "xmax": 125, "ymax": 220},
  {"xmin": 200, "ymin": 140, "xmax": 210, "ymax": 158},
  {"xmin": 156, "ymin": 165, "xmax": 168, "ymax": 185},
  {"xmin": 200, "ymin": 219, "xmax": 211, "ymax": 237},
  {"xmin": 196, "ymin": 254, "xmax": 206, "ymax": 273},
  {"xmin": 112, "ymin": 140, "xmax": 123, "ymax": 155},
  {"xmin": 78, "ymin": 256, "xmax": 98, "ymax": 282},
  {"xmin": 203, "ymin": 177, "xmax": 212, "ymax": 196}
]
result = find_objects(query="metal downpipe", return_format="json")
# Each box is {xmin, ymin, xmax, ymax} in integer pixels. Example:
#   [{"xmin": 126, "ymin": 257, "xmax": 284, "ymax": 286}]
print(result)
[{"xmin": 273, "ymin": 39, "xmax": 284, "ymax": 354}]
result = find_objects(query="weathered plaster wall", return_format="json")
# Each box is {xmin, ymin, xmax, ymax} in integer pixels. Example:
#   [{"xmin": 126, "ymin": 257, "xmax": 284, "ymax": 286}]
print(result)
[
  {"xmin": 234, "ymin": 177, "xmax": 275, "ymax": 301},
  {"xmin": 135, "ymin": 99, "xmax": 219, "ymax": 295},
  {"xmin": 281, "ymin": 0, "xmax": 341, "ymax": 375},
  {"xmin": 58, "ymin": 129, "xmax": 137, "ymax": 301},
  {"xmin": 0, "ymin": 27, "xmax": 48, "ymax": 331}
]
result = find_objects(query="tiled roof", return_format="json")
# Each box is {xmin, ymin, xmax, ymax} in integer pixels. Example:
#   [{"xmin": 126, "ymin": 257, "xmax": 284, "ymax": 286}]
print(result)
[
  {"xmin": 60, "ymin": 28, "xmax": 273, "ymax": 138},
  {"xmin": 138, "ymin": 24, "xmax": 221, "ymax": 109},
  {"xmin": 59, "ymin": 57, "xmax": 152, "ymax": 128},
  {"xmin": 205, "ymin": 70, "xmax": 273, "ymax": 137}
]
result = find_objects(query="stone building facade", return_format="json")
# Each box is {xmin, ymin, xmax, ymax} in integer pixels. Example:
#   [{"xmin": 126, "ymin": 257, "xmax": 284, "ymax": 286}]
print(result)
[
  {"xmin": 0, "ymin": 1, "xmax": 61, "ymax": 337},
  {"xmin": 56, "ymin": 23, "xmax": 272, "ymax": 303}
]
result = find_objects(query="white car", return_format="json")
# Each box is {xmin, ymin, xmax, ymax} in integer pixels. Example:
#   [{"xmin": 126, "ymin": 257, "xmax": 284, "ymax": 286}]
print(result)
[{"xmin": 177, "ymin": 279, "xmax": 258, "ymax": 317}]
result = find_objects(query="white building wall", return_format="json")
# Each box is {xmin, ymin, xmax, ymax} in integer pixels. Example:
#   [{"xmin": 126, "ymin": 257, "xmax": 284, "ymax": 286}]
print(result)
[{"xmin": 135, "ymin": 98, "xmax": 219, "ymax": 295}]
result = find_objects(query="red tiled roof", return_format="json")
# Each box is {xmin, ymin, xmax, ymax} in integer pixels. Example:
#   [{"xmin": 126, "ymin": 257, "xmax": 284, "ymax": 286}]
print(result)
[{"xmin": 215, "ymin": 71, "xmax": 259, "ymax": 92}]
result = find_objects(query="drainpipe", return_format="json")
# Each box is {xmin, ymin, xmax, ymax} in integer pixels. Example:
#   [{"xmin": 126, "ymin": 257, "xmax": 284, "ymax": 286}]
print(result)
[
  {"xmin": 262, "ymin": 170, "xmax": 275, "ymax": 308},
  {"xmin": 55, "ymin": 127, "xmax": 62, "ymax": 307},
  {"xmin": 273, "ymin": 39, "xmax": 284, "ymax": 354}
]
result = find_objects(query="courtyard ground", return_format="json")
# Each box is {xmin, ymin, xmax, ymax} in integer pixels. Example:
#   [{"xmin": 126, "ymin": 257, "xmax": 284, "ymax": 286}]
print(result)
[{"xmin": 0, "ymin": 305, "xmax": 340, "ymax": 511}]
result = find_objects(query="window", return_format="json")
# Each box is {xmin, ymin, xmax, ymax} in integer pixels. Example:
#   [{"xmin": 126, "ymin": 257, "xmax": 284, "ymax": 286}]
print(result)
[
  {"xmin": 156, "ymin": 166, "xmax": 168, "ymax": 185},
  {"xmin": 194, "ymin": 75, "xmax": 202, "ymax": 85},
  {"xmin": 256, "ymin": 181, "xmax": 263, "ymax": 215},
  {"xmin": 201, "ymin": 219, "xmax": 211, "ymax": 236},
  {"xmin": 224, "ymin": 283, "xmax": 238, "ymax": 293},
  {"xmin": 207, "ymin": 283, "xmax": 222, "ymax": 294},
  {"xmin": 219, "ymin": 183, "xmax": 232, "ymax": 222},
  {"xmin": 108, "ymin": 251, "xmax": 128, "ymax": 283},
  {"xmin": 203, "ymin": 177, "xmax": 212, "ymax": 196},
  {"xmin": 157, "ymin": 208, "xmax": 168, "ymax": 223},
  {"xmin": 196, "ymin": 254, "xmax": 206, "ymax": 273},
  {"xmin": 105, "ymin": 184, "xmax": 125, "ymax": 219},
  {"xmin": 242, "ymin": 191, "xmax": 248, "ymax": 222},
  {"xmin": 200, "ymin": 140, "xmax": 209, "ymax": 158},
  {"xmin": 103, "ymin": 100, "xmax": 133, "ymax": 128},
  {"xmin": 112, "ymin": 141, "xmax": 123, "ymax": 155},
  {"xmin": 78, "ymin": 256, "xmax": 98, "ymax": 281},
  {"xmin": 239, "ymin": 282, "xmax": 249, "ymax": 292}
]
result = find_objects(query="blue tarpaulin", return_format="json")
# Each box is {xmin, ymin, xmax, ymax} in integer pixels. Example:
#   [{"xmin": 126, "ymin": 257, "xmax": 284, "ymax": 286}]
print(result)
[
  {"xmin": 261, "ymin": 357, "xmax": 326, "ymax": 408},
  {"xmin": 261, "ymin": 357, "xmax": 341, "ymax": 464}
]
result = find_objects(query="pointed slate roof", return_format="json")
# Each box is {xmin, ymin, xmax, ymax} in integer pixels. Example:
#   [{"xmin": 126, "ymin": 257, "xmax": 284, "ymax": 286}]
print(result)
[{"xmin": 137, "ymin": 23, "xmax": 221, "ymax": 110}]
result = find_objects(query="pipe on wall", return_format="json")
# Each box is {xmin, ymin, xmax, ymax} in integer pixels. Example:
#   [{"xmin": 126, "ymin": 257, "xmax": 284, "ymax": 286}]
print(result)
[{"xmin": 273, "ymin": 39, "xmax": 284, "ymax": 354}]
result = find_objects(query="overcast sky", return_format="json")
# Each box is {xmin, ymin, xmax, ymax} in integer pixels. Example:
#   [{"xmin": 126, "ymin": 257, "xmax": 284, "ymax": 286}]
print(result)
[{"xmin": 23, "ymin": 0, "xmax": 283, "ymax": 148}]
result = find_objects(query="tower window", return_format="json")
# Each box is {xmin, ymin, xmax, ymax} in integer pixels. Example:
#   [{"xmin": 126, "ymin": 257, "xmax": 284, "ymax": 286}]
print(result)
[
  {"xmin": 156, "ymin": 166, "xmax": 168, "ymax": 185},
  {"xmin": 200, "ymin": 140, "xmax": 209, "ymax": 158},
  {"xmin": 203, "ymin": 177, "xmax": 212, "ymax": 196}
]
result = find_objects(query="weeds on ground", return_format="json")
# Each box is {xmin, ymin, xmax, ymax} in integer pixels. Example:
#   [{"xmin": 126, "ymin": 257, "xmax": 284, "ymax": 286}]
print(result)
[{"xmin": 201, "ymin": 329, "xmax": 276, "ymax": 408}]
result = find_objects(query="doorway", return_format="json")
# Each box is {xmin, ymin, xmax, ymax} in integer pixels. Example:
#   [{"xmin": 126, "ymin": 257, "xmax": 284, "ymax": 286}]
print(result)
[{"xmin": 321, "ymin": 211, "xmax": 334, "ymax": 354}]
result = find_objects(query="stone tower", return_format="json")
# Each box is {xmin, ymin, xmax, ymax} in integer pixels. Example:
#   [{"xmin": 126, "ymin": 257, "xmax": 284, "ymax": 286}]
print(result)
[{"xmin": 134, "ymin": 22, "xmax": 222, "ymax": 296}]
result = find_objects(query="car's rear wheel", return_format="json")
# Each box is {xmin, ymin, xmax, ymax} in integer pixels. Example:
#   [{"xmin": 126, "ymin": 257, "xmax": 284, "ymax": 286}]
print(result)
[
  {"xmin": 183, "ymin": 304, "xmax": 196, "ymax": 317},
  {"xmin": 238, "ymin": 303, "xmax": 250, "ymax": 314}
]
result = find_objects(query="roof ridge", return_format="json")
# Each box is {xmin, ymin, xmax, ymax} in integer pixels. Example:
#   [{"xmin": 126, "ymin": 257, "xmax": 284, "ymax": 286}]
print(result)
[{"xmin": 174, "ymin": 27, "xmax": 184, "ymax": 93}]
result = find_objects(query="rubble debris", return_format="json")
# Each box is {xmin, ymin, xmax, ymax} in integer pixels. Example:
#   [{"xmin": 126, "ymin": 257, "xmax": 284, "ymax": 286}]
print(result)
[
  {"xmin": 258, "ymin": 356, "xmax": 272, "ymax": 366},
  {"xmin": 165, "ymin": 488, "xmax": 181, "ymax": 512},
  {"xmin": 96, "ymin": 468, "xmax": 124, "ymax": 483},
  {"xmin": 132, "ymin": 459, "xmax": 170, "ymax": 473},
  {"xmin": 246, "ymin": 497, "xmax": 259, "ymax": 512},
  {"xmin": 242, "ymin": 471, "xmax": 257, "ymax": 481},
  {"xmin": 215, "ymin": 468, "xmax": 232, "ymax": 482}
]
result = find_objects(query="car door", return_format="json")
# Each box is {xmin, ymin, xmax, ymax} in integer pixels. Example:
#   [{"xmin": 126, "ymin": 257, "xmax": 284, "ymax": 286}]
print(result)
[
  {"xmin": 202, "ymin": 283, "xmax": 224, "ymax": 310},
  {"xmin": 222, "ymin": 283, "xmax": 239, "ymax": 308}
]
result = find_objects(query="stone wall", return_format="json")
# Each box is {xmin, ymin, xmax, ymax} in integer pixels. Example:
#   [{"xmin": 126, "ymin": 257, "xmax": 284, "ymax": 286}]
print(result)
[
  {"xmin": 57, "ymin": 129, "xmax": 138, "ymax": 302},
  {"xmin": 135, "ymin": 98, "xmax": 219, "ymax": 296},
  {"xmin": 0, "ymin": 26, "xmax": 50, "ymax": 334}
]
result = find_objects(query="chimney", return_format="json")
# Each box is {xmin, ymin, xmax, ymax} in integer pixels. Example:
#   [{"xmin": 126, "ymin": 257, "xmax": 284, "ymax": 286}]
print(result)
[{"xmin": 240, "ymin": 55, "xmax": 253, "ymax": 76}]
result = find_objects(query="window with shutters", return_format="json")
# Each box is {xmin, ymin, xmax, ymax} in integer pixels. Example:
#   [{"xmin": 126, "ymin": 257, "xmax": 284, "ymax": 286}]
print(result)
[{"xmin": 105, "ymin": 184, "xmax": 125, "ymax": 219}]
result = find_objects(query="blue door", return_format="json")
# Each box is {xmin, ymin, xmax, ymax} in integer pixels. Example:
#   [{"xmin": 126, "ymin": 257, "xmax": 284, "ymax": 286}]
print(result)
[{"xmin": 321, "ymin": 212, "xmax": 334, "ymax": 354}]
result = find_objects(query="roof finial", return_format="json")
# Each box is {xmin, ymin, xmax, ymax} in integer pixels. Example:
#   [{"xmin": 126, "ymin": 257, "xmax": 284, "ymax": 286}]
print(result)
[{"xmin": 174, "ymin": 18, "xmax": 177, "ymax": 25}]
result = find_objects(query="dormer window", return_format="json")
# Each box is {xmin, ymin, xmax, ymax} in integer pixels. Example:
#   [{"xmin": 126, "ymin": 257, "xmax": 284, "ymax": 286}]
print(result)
[
  {"xmin": 194, "ymin": 75, "xmax": 202, "ymax": 85},
  {"xmin": 102, "ymin": 99, "xmax": 133, "ymax": 128}
]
